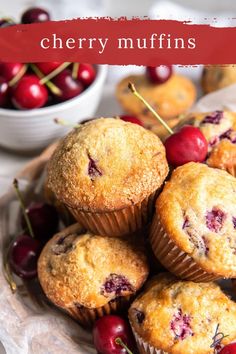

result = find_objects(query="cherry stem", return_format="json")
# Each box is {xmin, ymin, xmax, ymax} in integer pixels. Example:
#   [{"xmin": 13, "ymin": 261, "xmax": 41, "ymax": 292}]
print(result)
[
  {"xmin": 128, "ymin": 82, "xmax": 173, "ymax": 135},
  {"xmin": 8, "ymin": 64, "xmax": 28, "ymax": 87},
  {"xmin": 13, "ymin": 179, "xmax": 35, "ymax": 239},
  {"xmin": 72, "ymin": 63, "xmax": 80, "ymax": 79},
  {"xmin": 3, "ymin": 256, "xmax": 17, "ymax": 293},
  {"xmin": 30, "ymin": 64, "xmax": 62, "ymax": 96},
  {"xmin": 115, "ymin": 338, "xmax": 133, "ymax": 354},
  {"xmin": 54, "ymin": 118, "xmax": 81, "ymax": 128},
  {"xmin": 40, "ymin": 62, "xmax": 71, "ymax": 84}
]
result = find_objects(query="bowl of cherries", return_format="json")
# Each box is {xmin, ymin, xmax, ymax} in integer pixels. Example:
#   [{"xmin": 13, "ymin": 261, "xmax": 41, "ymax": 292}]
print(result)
[{"xmin": 0, "ymin": 7, "xmax": 107, "ymax": 154}]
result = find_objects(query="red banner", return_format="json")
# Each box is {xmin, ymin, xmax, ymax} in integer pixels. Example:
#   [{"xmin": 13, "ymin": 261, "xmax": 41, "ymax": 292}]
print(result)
[{"xmin": 0, "ymin": 18, "xmax": 234, "ymax": 65}]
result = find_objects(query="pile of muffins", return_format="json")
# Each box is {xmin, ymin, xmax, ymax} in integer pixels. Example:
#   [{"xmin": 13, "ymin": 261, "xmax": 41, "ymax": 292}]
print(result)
[{"xmin": 37, "ymin": 115, "xmax": 236, "ymax": 354}]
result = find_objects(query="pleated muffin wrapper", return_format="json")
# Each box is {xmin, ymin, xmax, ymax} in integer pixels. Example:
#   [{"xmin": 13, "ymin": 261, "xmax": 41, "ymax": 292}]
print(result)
[
  {"xmin": 225, "ymin": 164, "xmax": 236, "ymax": 178},
  {"xmin": 149, "ymin": 213, "xmax": 221, "ymax": 282},
  {"xmin": 130, "ymin": 321, "xmax": 168, "ymax": 354},
  {"xmin": 64, "ymin": 295, "xmax": 133, "ymax": 328},
  {"xmin": 67, "ymin": 190, "xmax": 159, "ymax": 237}
]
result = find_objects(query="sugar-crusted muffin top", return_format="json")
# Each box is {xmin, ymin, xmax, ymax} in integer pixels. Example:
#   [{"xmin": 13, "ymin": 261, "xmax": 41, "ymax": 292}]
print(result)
[
  {"xmin": 116, "ymin": 74, "xmax": 196, "ymax": 120},
  {"xmin": 46, "ymin": 118, "xmax": 168, "ymax": 211},
  {"xmin": 38, "ymin": 224, "xmax": 149, "ymax": 309},
  {"xmin": 156, "ymin": 162, "xmax": 236, "ymax": 277},
  {"xmin": 129, "ymin": 273, "xmax": 236, "ymax": 354}
]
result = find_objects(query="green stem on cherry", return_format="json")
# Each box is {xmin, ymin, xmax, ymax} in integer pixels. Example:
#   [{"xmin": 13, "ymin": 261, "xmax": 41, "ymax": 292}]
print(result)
[
  {"xmin": 3, "ymin": 260, "xmax": 17, "ymax": 293},
  {"xmin": 8, "ymin": 64, "xmax": 28, "ymax": 87},
  {"xmin": 128, "ymin": 82, "xmax": 173, "ymax": 135},
  {"xmin": 30, "ymin": 64, "xmax": 62, "ymax": 96},
  {"xmin": 115, "ymin": 338, "xmax": 133, "ymax": 354},
  {"xmin": 54, "ymin": 118, "xmax": 81, "ymax": 128},
  {"xmin": 40, "ymin": 62, "xmax": 71, "ymax": 85},
  {"xmin": 13, "ymin": 179, "xmax": 35, "ymax": 239},
  {"xmin": 72, "ymin": 63, "xmax": 80, "ymax": 79}
]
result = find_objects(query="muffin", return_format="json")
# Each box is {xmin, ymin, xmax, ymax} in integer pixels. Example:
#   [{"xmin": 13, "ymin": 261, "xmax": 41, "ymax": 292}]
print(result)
[
  {"xmin": 202, "ymin": 65, "xmax": 236, "ymax": 94},
  {"xmin": 149, "ymin": 162, "xmax": 236, "ymax": 281},
  {"xmin": 44, "ymin": 180, "xmax": 75, "ymax": 226},
  {"xmin": 38, "ymin": 223, "xmax": 149, "ymax": 327},
  {"xmin": 129, "ymin": 273, "xmax": 236, "ymax": 354},
  {"xmin": 116, "ymin": 74, "xmax": 196, "ymax": 127},
  {"xmin": 46, "ymin": 118, "xmax": 169, "ymax": 237},
  {"xmin": 181, "ymin": 111, "xmax": 236, "ymax": 176}
]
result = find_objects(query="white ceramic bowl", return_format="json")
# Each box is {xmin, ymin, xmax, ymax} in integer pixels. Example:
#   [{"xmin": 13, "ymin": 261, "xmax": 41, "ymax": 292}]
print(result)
[{"xmin": 0, "ymin": 65, "xmax": 107, "ymax": 154}]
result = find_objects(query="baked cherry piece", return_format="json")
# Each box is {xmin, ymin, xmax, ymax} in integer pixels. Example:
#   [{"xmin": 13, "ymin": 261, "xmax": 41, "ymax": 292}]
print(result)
[
  {"xmin": 93, "ymin": 315, "xmax": 136, "ymax": 354},
  {"xmin": 77, "ymin": 63, "xmax": 96, "ymax": 87},
  {"xmin": 21, "ymin": 202, "xmax": 59, "ymax": 242},
  {"xmin": 12, "ymin": 75, "xmax": 48, "ymax": 109},
  {"xmin": 8, "ymin": 234, "xmax": 41, "ymax": 279},
  {"xmin": 53, "ymin": 69, "xmax": 83, "ymax": 101},
  {"xmin": 0, "ymin": 63, "xmax": 24, "ymax": 82},
  {"xmin": 0, "ymin": 77, "xmax": 9, "ymax": 107},
  {"xmin": 120, "ymin": 115, "xmax": 143, "ymax": 126},
  {"xmin": 21, "ymin": 7, "xmax": 50, "ymax": 24},
  {"xmin": 220, "ymin": 343, "xmax": 236, "ymax": 354},
  {"xmin": 164, "ymin": 126, "xmax": 208, "ymax": 167},
  {"xmin": 146, "ymin": 65, "xmax": 173, "ymax": 84},
  {"xmin": 36, "ymin": 62, "xmax": 62, "ymax": 75}
]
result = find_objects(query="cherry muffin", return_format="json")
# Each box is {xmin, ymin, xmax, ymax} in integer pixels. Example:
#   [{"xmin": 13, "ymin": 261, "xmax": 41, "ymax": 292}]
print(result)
[
  {"xmin": 46, "ymin": 117, "xmax": 168, "ymax": 237},
  {"xmin": 116, "ymin": 74, "xmax": 196, "ymax": 127},
  {"xmin": 129, "ymin": 273, "xmax": 236, "ymax": 354},
  {"xmin": 149, "ymin": 162, "xmax": 236, "ymax": 281},
  {"xmin": 202, "ymin": 65, "xmax": 236, "ymax": 94},
  {"xmin": 38, "ymin": 223, "xmax": 149, "ymax": 328},
  {"xmin": 190, "ymin": 110, "xmax": 236, "ymax": 176}
]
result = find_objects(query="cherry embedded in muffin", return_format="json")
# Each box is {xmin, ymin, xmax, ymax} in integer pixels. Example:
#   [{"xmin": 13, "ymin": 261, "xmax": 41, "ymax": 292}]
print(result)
[
  {"xmin": 88, "ymin": 154, "xmax": 102, "ymax": 179},
  {"xmin": 101, "ymin": 273, "xmax": 134, "ymax": 297},
  {"xmin": 201, "ymin": 111, "xmax": 224, "ymax": 125},
  {"xmin": 206, "ymin": 208, "xmax": 226, "ymax": 233},
  {"xmin": 170, "ymin": 308, "xmax": 193, "ymax": 340}
]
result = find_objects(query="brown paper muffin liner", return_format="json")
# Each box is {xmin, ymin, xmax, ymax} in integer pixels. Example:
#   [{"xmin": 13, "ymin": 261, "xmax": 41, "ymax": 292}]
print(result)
[
  {"xmin": 149, "ymin": 213, "xmax": 221, "ymax": 282},
  {"xmin": 65, "ymin": 295, "xmax": 133, "ymax": 328},
  {"xmin": 67, "ymin": 190, "xmax": 158, "ymax": 237},
  {"xmin": 130, "ymin": 322, "xmax": 166, "ymax": 354}
]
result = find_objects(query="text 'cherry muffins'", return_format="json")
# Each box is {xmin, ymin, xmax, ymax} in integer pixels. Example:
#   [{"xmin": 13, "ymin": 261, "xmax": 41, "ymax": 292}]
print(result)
[
  {"xmin": 149, "ymin": 162, "xmax": 236, "ymax": 281},
  {"xmin": 46, "ymin": 117, "xmax": 168, "ymax": 237},
  {"xmin": 38, "ymin": 223, "xmax": 149, "ymax": 327},
  {"xmin": 129, "ymin": 273, "xmax": 236, "ymax": 354}
]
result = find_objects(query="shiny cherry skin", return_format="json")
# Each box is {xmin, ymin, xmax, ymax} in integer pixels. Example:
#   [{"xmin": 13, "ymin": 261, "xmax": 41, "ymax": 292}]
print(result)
[
  {"xmin": 21, "ymin": 202, "xmax": 59, "ymax": 242},
  {"xmin": 9, "ymin": 234, "xmax": 41, "ymax": 279},
  {"xmin": 0, "ymin": 63, "xmax": 24, "ymax": 82},
  {"xmin": 120, "ymin": 115, "xmax": 143, "ymax": 126},
  {"xmin": 53, "ymin": 69, "xmax": 83, "ymax": 101},
  {"xmin": 93, "ymin": 315, "xmax": 136, "ymax": 354},
  {"xmin": 220, "ymin": 343, "xmax": 236, "ymax": 354},
  {"xmin": 77, "ymin": 63, "xmax": 96, "ymax": 87},
  {"xmin": 164, "ymin": 125, "xmax": 208, "ymax": 167},
  {"xmin": 0, "ymin": 77, "xmax": 9, "ymax": 107},
  {"xmin": 36, "ymin": 62, "xmax": 62, "ymax": 75},
  {"xmin": 146, "ymin": 65, "xmax": 173, "ymax": 84},
  {"xmin": 12, "ymin": 75, "xmax": 48, "ymax": 109},
  {"xmin": 21, "ymin": 7, "xmax": 50, "ymax": 24}
]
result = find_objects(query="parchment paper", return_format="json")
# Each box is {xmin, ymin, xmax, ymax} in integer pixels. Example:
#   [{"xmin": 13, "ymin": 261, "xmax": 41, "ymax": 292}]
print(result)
[{"xmin": 1, "ymin": 83, "xmax": 236, "ymax": 354}]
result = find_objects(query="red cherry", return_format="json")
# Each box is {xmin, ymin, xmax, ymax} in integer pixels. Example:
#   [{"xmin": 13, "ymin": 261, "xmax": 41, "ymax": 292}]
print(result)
[
  {"xmin": 146, "ymin": 65, "xmax": 173, "ymax": 84},
  {"xmin": 21, "ymin": 7, "xmax": 50, "ymax": 24},
  {"xmin": 93, "ymin": 315, "xmax": 136, "ymax": 354},
  {"xmin": 0, "ymin": 63, "xmax": 24, "ymax": 82},
  {"xmin": 77, "ymin": 63, "xmax": 96, "ymax": 87},
  {"xmin": 8, "ymin": 234, "xmax": 41, "ymax": 279},
  {"xmin": 0, "ymin": 76, "xmax": 9, "ymax": 107},
  {"xmin": 220, "ymin": 343, "xmax": 236, "ymax": 354},
  {"xmin": 52, "ymin": 69, "xmax": 83, "ymax": 101},
  {"xmin": 36, "ymin": 62, "xmax": 62, "ymax": 75},
  {"xmin": 12, "ymin": 75, "xmax": 48, "ymax": 109},
  {"xmin": 21, "ymin": 202, "xmax": 59, "ymax": 242},
  {"xmin": 164, "ymin": 126, "xmax": 208, "ymax": 167},
  {"xmin": 120, "ymin": 115, "xmax": 143, "ymax": 126}
]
